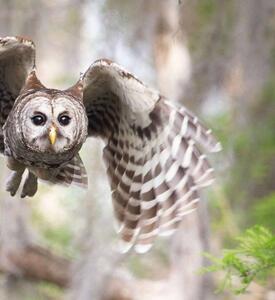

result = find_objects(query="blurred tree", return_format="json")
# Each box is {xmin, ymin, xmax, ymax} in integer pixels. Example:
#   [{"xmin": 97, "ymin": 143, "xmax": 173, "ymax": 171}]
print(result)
[
  {"xmin": 199, "ymin": 0, "xmax": 275, "ymax": 296},
  {"xmin": 0, "ymin": 0, "xmax": 274, "ymax": 299}
]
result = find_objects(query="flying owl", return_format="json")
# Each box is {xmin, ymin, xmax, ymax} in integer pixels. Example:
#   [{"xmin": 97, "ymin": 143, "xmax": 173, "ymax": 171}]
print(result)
[{"xmin": 0, "ymin": 36, "xmax": 221, "ymax": 253}]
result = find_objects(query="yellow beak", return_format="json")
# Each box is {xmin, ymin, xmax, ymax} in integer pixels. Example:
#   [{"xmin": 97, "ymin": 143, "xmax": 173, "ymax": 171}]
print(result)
[{"xmin": 49, "ymin": 126, "xmax": 57, "ymax": 145}]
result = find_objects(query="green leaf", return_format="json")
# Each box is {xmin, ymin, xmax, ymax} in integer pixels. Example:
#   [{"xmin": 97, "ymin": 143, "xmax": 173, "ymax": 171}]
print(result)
[{"xmin": 202, "ymin": 225, "xmax": 275, "ymax": 294}]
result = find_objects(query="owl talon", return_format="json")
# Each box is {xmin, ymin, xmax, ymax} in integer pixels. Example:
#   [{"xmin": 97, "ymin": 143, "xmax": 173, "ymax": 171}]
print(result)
[
  {"xmin": 6, "ymin": 170, "xmax": 24, "ymax": 197},
  {"xmin": 21, "ymin": 171, "xmax": 38, "ymax": 198}
]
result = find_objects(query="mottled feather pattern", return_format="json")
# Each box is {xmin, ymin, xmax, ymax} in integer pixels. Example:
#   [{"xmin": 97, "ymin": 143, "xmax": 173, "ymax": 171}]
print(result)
[
  {"xmin": 101, "ymin": 104, "xmax": 207, "ymax": 251},
  {"xmin": 90, "ymin": 91, "xmax": 220, "ymax": 252},
  {"xmin": 81, "ymin": 60, "xmax": 222, "ymax": 253},
  {"xmin": 0, "ymin": 36, "xmax": 221, "ymax": 254},
  {"xmin": 54, "ymin": 155, "xmax": 88, "ymax": 188}
]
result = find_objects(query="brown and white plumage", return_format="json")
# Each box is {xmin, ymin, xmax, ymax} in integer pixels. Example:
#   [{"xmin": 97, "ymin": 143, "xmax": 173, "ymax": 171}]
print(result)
[
  {"xmin": 0, "ymin": 36, "xmax": 221, "ymax": 253},
  {"xmin": 82, "ymin": 60, "xmax": 221, "ymax": 252},
  {"xmin": 0, "ymin": 36, "xmax": 88, "ymax": 193}
]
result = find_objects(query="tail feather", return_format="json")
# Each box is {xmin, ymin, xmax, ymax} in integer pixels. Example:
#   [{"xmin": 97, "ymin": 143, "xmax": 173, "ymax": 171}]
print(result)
[{"xmin": 54, "ymin": 154, "xmax": 88, "ymax": 188}]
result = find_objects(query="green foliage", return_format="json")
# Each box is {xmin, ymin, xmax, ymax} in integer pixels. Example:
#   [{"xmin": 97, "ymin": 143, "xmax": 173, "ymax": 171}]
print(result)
[
  {"xmin": 31, "ymin": 206, "xmax": 74, "ymax": 257},
  {"xmin": 223, "ymin": 81, "xmax": 275, "ymax": 230},
  {"xmin": 205, "ymin": 74, "xmax": 275, "ymax": 298},
  {"xmin": 203, "ymin": 226, "xmax": 275, "ymax": 294},
  {"xmin": 37, "ymin": 282, "xmax": 63, "ymax": 300},
  {"xmin": 196, "ymin": 0, "xmax": 216, "ymax": 25},
  {"xmin": 42, "ymin": 225, "xmax": 73, "ymax": 255},
  {"xmin": 250, "ymin": 193, "xmax": 275, "ymax": 231}
]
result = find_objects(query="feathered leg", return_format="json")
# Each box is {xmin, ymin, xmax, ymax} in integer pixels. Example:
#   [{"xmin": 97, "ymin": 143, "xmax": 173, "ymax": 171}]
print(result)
[
  {"xmin": 21, "ymin": 171, "xmax": 38, "ymax": 198},
  {"xmin": 5, "ymin": 157, "xmax": 25, "ymax": 196}
]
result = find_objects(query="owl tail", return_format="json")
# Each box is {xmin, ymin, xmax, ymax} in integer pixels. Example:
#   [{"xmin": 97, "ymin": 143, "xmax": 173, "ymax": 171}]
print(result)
[{"xmin": 54, "ymin": 154, "xmax": 88, "ymax": 189}]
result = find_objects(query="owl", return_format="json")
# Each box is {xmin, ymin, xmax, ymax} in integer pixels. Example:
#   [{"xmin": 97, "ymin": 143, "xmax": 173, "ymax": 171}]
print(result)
[{"xmin": 0, "ymin": 36, "xmax": 221, "ymax": 253}]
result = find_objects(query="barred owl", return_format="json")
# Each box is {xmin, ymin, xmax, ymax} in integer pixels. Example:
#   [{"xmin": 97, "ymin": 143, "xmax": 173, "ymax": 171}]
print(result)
[{"xmin": 0, "ymin": 36, "xmax": 221, "ymax": 253}]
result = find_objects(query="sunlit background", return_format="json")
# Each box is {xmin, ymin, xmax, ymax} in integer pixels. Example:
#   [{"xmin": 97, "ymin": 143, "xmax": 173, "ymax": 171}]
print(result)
[{"xmin": 0, "ymin": 1, "xmax": 274, "ymax": 299}]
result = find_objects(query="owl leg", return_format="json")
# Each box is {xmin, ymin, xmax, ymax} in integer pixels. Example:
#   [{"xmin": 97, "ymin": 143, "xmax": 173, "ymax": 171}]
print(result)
[
  {"xmin": 6, "ymin": 169, "xmax": 25, "ymax": 196},
  {"xmin": 5, "ymin": 157, "xmax": 25, "ymax": 196},
  {"xmin": 21, "ymin": 171, "xmax": 38, "ymax": 198}
]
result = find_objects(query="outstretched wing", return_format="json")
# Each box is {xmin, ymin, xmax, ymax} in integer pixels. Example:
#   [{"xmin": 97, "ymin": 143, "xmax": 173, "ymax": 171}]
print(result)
[
  {"xmin": 82, "ymin": 59, "xmax": 221, "ymax": 253},
  {"xmin": 0, "ymin": 36, "xmax": 35, "ymax": 153}
]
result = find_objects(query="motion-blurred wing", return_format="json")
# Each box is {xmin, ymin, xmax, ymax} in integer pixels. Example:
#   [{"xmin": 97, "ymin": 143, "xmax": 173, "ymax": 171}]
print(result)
[
  {"xmin": 83, "ymin": 59, "xmax": 221, "ymax": 253},
  {"xmin": 0, "ymin": 36, "xmax": 35, "ymax": 153}
]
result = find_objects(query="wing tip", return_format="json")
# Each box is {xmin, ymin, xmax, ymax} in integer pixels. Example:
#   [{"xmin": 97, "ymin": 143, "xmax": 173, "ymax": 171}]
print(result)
[
  {"xmin": 159, "ymin": 228, "xmax": 176, "ymax": 237},
  {"xmin": 118, "ymin": 239, "xmax": 153, "ymax": 254},
  {"xmin": 134, "ymin": 243, "xmax": 153, "ymax": 254},
  {"xmin": 71, "ymin": 181, "xmax": 88, "ymax": 190},
  {"xmin": 118, "ymin": 240, "xmax": 133, "ymax": 254},
  {"xmin": 211, "ymin": 142, "xmax": 222, "ymax": 153}
]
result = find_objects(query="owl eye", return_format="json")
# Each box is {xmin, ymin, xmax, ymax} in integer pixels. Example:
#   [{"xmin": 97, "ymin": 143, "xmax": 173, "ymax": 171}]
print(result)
[
  {"xmin": 31, "ymin": 114, "xmax": 47, "ymax": 126},
  {"xmin": 58, "ymin": 114, "xmax": 71, "ymax": 126}
]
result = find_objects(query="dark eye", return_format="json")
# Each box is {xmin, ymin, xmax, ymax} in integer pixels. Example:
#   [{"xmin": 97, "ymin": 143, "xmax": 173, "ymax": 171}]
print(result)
[
  {"xmin": 31, "ymin": 114, "xmax": 46, "ymax": 126},
  {"xmin": 58, "ymin": 114, "xmax": 71, "ymax": 126}
]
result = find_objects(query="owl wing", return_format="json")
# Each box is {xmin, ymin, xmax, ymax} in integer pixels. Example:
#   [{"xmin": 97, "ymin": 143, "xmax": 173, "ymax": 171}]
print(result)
[
  {"xmin": 0, "ymin": 36, "xmax": 35, "ymax": 153},
  {"xmin": 82, "ymin": 59, "xmax": 221, "ymax": 253}
]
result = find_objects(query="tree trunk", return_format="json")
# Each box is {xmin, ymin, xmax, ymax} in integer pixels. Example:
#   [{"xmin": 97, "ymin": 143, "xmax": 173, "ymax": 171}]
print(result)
[{"xmin": 153, "ymin": 0, "xmax": 191, "ymax": 102}]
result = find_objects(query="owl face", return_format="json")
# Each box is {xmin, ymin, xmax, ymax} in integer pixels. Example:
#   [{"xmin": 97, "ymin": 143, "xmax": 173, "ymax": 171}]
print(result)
[
  {"xmin": 4, "ymin": 89, "xmax": 88, "ymax": 167},
  {"xmin": 16, "ymin": 91, "xmax": 88, "ymax": 156}
]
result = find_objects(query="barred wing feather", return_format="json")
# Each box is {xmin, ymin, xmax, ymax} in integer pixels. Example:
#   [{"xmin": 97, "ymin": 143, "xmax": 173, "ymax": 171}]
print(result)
[
  {"xmin": 83, "ymin": 59, "xmax": 221, "ymax": 253},
  {"xmin": 55, "ymin": 154, "xmax": 88, "ymax": 188}
]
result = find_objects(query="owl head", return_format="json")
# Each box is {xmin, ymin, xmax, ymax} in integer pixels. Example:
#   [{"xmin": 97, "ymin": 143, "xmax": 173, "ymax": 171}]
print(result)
[{"xmin": 5, "ymin": 71, "xmax": 88, "ymax": 166}]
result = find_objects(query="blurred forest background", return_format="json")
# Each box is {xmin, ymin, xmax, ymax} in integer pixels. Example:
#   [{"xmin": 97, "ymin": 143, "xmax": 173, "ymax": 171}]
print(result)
[{"xmin": 0, "ymin": 0, "xmax": 275, "ymax": 299}]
